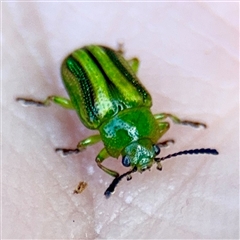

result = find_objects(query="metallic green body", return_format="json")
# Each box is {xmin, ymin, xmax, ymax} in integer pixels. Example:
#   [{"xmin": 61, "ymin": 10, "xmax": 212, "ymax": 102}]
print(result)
[
  {"xmin": 61, "ymin": 45, "xmax": 162, "ymax": 172},
  {"xmin": 61, "ymin": 45, "xmax": 152, "ymax": 129}
]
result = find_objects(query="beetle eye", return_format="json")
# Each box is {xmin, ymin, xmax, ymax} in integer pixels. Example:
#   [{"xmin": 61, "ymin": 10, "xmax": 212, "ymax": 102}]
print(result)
[
  {"xmin": 122, "ymin": 155, "xmax": 131, "ymax": 167},
  {"xmin": 153, "ymin": 145, "xmax": 160, "ymax": 155}
]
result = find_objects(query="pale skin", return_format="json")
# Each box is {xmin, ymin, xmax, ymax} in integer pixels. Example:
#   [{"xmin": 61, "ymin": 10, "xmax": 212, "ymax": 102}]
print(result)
[{"xmin": 3, "ymin": 2, "xmax": 238, "ymax": 239}]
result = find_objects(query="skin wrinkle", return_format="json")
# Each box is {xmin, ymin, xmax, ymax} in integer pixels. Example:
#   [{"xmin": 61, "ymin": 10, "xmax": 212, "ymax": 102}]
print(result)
[
  {"xmin": 187, "ymin": 25, "xmax": 237, "ymax": 61},
  {"xmin": 202, "ymin": 2, "xmax": 238, "ymax": 33},
  {"xmin": 131, "ymin": 146, "xmax": 219, "ymax": 219},
  {"xmin": 4, "ymin": 163, "xmax": 65, "ymax": 237},
  {"xmin": 10, "ymin": 108, "xmax": 94, "ymax": 230},
  {"xmin": 174, "ymin": 3, "xmax": 237, "ymax": 53},
  {"xmin": 103, "ymin": 205, "xmax": 149, "ymax": 237}
]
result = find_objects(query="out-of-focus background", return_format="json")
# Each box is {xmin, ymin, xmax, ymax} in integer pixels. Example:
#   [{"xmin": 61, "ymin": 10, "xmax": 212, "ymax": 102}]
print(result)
[{"xmin": 2, "ymin": 2, "xmax": 239, "ymax": 239}]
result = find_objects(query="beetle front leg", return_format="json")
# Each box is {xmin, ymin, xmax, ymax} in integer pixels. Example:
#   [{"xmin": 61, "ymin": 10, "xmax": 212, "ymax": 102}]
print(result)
[
  {"xmin": 96, "ymin": 148, "xmax": 120, "ymax": 178},
  {"xmin": 56, "ymin": 134, "xmax": 102, "ymax": 156},
  {"xmin": 157, "ymin": 139, "xmax": 175, "ymax": 148},
  {"xmin": 154, "ymin": 113, "xmax": 206, "ymax": 128},
  {"xmin": 16, "ymin": 96, "xmax": 74, "ymax": 109}
]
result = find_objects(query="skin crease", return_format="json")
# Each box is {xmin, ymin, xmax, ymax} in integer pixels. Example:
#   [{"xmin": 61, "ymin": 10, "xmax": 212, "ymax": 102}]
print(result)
[{"xmin": 2, "ymin": 2, "xmax": 239, "ymax": 239}]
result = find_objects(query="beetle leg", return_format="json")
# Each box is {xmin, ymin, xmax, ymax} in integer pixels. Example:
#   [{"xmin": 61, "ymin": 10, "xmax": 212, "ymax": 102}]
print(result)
[
  {"xmin": 56, "ymin": 134, "xmax": 102, "ymax": 156},
  {"xmin": 55, "ymin": 148, "xmax": 80, "ymax": 156},
  {"xmin": 157, "ymin": 139, "xmax": 175, "ymax": 148},
  {"xmin": 96, "ymin": 148, "xmax": 120, "ymax": 178},
  {"xmin": 158, "ymin": 122, "xmax": 170, "ymax": 136},
  {"xmin": 77, "ymin": 134, "xmax": 102, "ymax": 148},
  {"xmin": 156, "ymin": 162, "xmax": 163, "ymax": 171},
  {"xmin": 127, "ymin": 58, "xmax": 140, "ymax": 74},
  {"xmin": 16, "ymin": 96, "xmax": 74, "ymax": 109},
  {"xmin": 117, "ymin": 42, "xmax": 125, "ymax": 55},
  {"xmin": 116, "ymin": 43, "xmax": 139, "ymax": 73},
  {"xmin": 154, "ymin": 113, "xmax": 207, "ymax": 128}
]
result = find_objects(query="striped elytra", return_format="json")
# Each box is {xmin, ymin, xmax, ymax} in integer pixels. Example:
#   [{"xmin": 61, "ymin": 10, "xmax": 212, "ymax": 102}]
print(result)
[{"xmin": 61, "ymin": 45, "xmax": 152, "ymax": 129}]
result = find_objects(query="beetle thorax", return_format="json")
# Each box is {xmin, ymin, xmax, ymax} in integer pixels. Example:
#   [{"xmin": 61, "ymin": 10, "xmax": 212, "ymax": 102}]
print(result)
[{"xmin": 99, "ymin": 107, "xmax": 161, "ymax": 158}]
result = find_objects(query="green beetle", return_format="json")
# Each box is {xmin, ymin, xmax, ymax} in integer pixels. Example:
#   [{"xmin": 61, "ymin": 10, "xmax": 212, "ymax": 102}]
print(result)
[{"xmin": 17, "ymin": 45, "xmax": 218, "ymax": 197}]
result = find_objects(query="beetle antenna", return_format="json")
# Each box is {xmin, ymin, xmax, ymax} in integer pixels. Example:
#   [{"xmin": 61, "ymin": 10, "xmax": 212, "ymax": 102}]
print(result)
[
  {"xmin": 104, "ymin": 167, "xmax": 137, "ymax": 198},
  {"xmin": 155, "ymin": 148, "xmax": 218, "ymax": 162}
]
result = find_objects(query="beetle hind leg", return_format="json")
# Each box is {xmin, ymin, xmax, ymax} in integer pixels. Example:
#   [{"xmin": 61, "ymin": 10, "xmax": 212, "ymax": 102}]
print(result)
[
  {"xmin": 117, "ymin": 42, "xmax": 125, "ymax": 55},
  {"xmin": 127, "ymin": 58, "xmax": 139, "ymax": 74},
  {"xmin": 116, "ymin": 43, "xmax": 140, "ymax": 74}
]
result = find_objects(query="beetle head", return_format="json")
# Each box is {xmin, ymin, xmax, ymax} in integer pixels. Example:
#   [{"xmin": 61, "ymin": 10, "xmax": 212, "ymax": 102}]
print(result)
[{"xmin": 122, "ymin": 139, "xmax": 160, "ymax": 172}]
